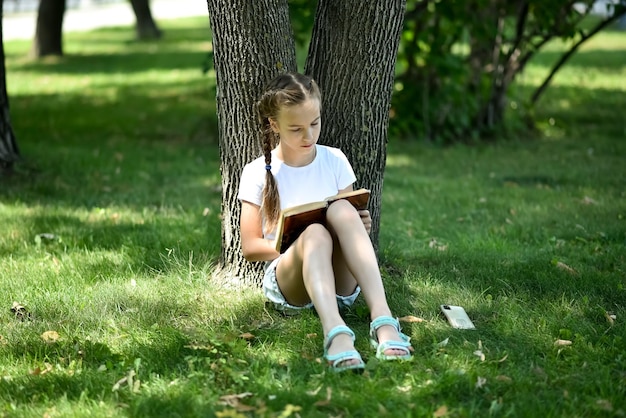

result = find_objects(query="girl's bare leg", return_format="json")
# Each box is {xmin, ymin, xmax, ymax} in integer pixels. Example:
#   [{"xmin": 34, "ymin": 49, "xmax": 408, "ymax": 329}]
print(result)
[
  {"xmin": 276, "ymin": 223, "xmax": 361, "ymax": 366},
  {"xmin": 326, "ymin": 200, "xmax": 413, "ymax": 356}
]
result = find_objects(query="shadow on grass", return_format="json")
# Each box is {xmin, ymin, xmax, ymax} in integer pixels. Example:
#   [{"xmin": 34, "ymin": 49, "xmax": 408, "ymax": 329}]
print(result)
[
  {"xmin": 5, "ymin": 19, "xmax": 213, "ymax": 72},
  {"xmin": 12, "ymin": 50, "xmax": 212, "ymax": 75},
  {"xmin": 0, "ymin": 298, "xmax": 430, "ymax": 416}
]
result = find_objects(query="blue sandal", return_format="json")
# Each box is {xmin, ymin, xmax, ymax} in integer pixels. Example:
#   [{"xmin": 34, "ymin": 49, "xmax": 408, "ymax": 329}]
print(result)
[
  {"xmin": 324, "ymin": 325, "xmax": 365, "ymax": 373},
  {"xmin": 369, "ymin": 316, "xmax": 413, "ymax": 361}
]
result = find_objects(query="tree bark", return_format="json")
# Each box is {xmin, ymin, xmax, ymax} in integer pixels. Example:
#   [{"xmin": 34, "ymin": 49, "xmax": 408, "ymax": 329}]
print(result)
[
  {"xmin": 0, "ymin": 0, "xmax": 20, "ymax": 174},
  {"xmin": 31, "ymin": 0, "xmax": 66, "ymax": 58},
  {"xmin": 206, "ymin": 0, "xmax": 297, "ymax": 285},
  {"xmin": 305, "ymin": 0, "xmax": 406, "ymax": 249},
  {"xmin": 129, "ymin": 0, "xmax": 162, "ymax": 40}
]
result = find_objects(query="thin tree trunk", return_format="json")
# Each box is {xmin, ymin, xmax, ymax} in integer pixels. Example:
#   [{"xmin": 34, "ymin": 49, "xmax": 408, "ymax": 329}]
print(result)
[
  {"xmin": 31, "ymin": 0, "xmax": 66, "ymax": 58},
  {"xmin": 305, "ymin": 0, "xmax": 406, "ymax": 250},
  {"xmin": 0, "ymin": 0, "xmax": 20, "ymax": 174},
  {"xmin": 129, "ymin": 0, "xmax": 162, "ymax": 40},
  {"xmin": 207, "ymin": 0, "xmax": 297, "ymax": 285}
]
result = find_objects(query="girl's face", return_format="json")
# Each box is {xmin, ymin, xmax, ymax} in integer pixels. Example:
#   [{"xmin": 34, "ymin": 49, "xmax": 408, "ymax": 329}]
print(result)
[{"xmin": 270, "ymin": 98, "xmax": 321, "ymax": 165}]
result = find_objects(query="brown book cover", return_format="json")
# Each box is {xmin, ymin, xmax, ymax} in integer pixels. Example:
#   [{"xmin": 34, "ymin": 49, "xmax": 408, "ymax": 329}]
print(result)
[{"xmin": 274, "ymin": 188, "xmax": 370, "ymax": 253}]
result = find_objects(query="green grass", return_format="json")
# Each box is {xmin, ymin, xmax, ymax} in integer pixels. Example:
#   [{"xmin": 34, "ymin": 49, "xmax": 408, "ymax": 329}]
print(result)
[{"xmin": 1, "ymin": 16, "xmax": 625, "ymax": 417}]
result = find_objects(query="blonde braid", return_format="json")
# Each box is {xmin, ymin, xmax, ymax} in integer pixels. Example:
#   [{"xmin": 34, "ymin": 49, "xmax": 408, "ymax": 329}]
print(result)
[{"xmin": 256, "ymin": 73, "xmax": 322, "ymax": 234}]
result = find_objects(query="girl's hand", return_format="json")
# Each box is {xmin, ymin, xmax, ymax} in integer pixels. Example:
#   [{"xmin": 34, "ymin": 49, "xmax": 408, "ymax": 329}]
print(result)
[{"xmin": 358, "ymin": 209, "xmax": 372, "ymax": 234}]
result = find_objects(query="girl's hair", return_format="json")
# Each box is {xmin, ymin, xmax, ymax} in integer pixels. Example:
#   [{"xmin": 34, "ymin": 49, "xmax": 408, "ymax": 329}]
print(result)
[{"xmin": 256, "ymin": 72, "xmax": 322, "ymax": 234}]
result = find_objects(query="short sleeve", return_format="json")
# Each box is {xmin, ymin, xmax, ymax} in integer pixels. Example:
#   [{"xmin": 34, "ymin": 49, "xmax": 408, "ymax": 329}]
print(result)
[
  {"xmin": 329, "ymin": 147, "xmax": 356, "ymax": 190},
  {"xmin": 237, "ymin": 160, "xmax": 264, "ymax": 206}
]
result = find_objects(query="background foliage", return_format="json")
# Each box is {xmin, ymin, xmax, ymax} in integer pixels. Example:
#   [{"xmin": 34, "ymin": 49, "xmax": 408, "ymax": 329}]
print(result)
[
  {"xmin": 0, "ymin": 10, "xmax": 624, "ymax": 417},
  {"xmin": 288, "ymin": 0, "xmax": 626, "ymax": 143}
]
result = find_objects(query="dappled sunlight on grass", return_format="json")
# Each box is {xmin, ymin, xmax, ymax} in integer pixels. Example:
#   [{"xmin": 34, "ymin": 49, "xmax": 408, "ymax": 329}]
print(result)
[{"xmin": 0, "ymin": 13, "xmax": 624, "ymax": 418}]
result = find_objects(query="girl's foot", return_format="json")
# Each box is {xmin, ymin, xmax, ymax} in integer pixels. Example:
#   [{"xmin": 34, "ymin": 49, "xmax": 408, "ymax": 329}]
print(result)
[
  {"xmin": 369, "ymin": 316, "xmax": 413, "ymax": 361},
  {"xmin": 326, "ymin": 332, "xmax": 361, "ymax": 367},
  {"xmin": 324, "ymin": 325, "xmax": 365, "ymax": 372},
  {"xmin": 375, "ymin": 324, "xmax": 415, "ymax": 357}
]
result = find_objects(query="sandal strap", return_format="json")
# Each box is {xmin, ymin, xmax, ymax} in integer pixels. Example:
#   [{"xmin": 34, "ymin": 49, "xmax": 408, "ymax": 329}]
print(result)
[
  {"xmin": 370, "ymin": 316, "xmax": 408, "ymax": 341},
  {"xmin": 370, "ymin": 316, "xmax": 413, "ymax": 361},
  {"xmin": 325, "ymin": 350, "xmax": 364, "ymax": 368},
  {"xmin": 324, "ymin": 325, "xmax": 355, "ymax": 351}
]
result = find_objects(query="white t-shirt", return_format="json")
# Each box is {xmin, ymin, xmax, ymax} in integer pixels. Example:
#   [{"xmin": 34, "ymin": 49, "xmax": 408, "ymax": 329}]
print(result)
[{"xmin": 237, "ymin": 144, "xmax": 357, "ymax": 239}]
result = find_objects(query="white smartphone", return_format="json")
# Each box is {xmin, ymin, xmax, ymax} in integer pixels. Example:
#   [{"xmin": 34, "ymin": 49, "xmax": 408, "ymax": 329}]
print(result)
[{"xmin": 440, "ymin": 305, "xmax": 476, "ymax": 329}]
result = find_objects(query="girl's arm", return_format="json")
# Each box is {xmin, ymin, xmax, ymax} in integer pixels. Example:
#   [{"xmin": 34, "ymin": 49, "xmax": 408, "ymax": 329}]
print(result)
[{"xmin": 240, "ymin": 201, "xmax": 280, "ymax": 262}]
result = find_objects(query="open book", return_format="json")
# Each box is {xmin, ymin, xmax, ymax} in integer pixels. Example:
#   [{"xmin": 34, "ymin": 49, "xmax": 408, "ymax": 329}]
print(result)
[{"xmin": 273, "ymin": 188, "xmax": 370, "ymax": 253}]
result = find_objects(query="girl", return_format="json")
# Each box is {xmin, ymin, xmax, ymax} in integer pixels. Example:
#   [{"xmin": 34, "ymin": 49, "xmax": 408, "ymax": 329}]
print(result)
[{"xmin": 237, "ymin": 72, "xmax": 413, "ymax": 372}]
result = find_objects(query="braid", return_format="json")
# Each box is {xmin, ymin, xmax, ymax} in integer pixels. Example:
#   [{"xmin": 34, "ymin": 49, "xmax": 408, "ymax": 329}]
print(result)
[
  {"xmin": 256, "ymin": 72, "xmax": 321, "ymax": 235},
  {"xmin": 260, "ymin": 118, "xmax": 281, "ymax": 234}
]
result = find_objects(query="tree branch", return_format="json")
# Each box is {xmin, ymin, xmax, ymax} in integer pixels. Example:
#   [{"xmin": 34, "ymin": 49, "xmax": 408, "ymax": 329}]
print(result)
[{"xmin": 530, "ymin": 8, "xmax": 626, "ymax": 105}]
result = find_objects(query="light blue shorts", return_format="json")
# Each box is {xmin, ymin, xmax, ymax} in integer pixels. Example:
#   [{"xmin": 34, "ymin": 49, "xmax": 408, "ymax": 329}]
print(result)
[{"xmin": 263, "ymin": 256, "xmax": 361, "ymax": 314}]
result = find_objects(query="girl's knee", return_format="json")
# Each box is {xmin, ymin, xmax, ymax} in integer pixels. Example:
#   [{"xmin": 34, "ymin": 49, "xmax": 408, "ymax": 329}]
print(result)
[
  {"xmin": 300, "ymin": 223, "xmax": 333, "ymax": 247},
  {"xmin": 326, "ymin": 199, "xmax": 359, "ymax": 225}
]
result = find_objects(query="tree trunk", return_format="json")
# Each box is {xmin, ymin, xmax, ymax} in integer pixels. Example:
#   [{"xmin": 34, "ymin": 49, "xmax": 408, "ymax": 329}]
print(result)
[
  {"xmin": 206, "ymin": 0, "xmax": 297, "ymax": 285},
  {"xmin": 31, "ymin": 0, "xmax": 66, "ymax": 58},
  {"xmin": 305, "ymin": 0, "xmax": 406, "ymax": 250},
  {"xmin": 129, "ymin": 0, "xmax": 162, "ymax": 40},
  {"xmin": 0, "ymin": 0, "xmax": 20, "ymax": 174}
]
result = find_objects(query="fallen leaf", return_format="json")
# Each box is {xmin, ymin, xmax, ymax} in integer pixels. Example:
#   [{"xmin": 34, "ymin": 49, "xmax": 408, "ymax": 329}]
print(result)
[
  {"xmin": 581, "ymin": 196, "xmax": 598, "ymax": 205},
  {"xmin": 554, "ymin": 339, "xmax": 572, "ymax": 346},
  {"xmin": 399, "ymin": 315, "xmax": 425, "ymax": 323},
  {"xmin": 219, "ymin": 392, "xmax": 255, "ymax": 412},
  {"xmin": 11, "ymin": 302, "xmax": 31, "ymax": 320},
  {"xmin": 429, "ymin": 239, "xmax": 448, "ymax": 251},
  {"xmin": 433, "ymin": 405, "xmax": 449, "ymax": 417},
  {"xmin": 41, "ymin": 363, "xmax": 53, "ymax": 375},
  {"xmin": 279, "ymin": 405, "xmax": 301, "ymax": 416},
  {"xmin": 34, "ymin": 233, "xmax": 61, "ymax": 246},
  {"xmin": 496, "ymin": 375, "xmax": 512, "ymax": 383},
  {"xmin": 596, "ymin": 399, "xmax": 613, "ymax": 412},
  {"xmin": 604, "ymin": 312, "xmax": 616, "ymax": 325},
  {"xmin": 306, "ymin": 333, "xmax": 318, "ymax": 338},
  {"xmin": 533, "ymin": 367, "xmax": 547, "ymax": 379},
  {"xmin": 215, "ymin": 411, "xmax": 247, "ymax": 418},
  {"xmin": 41, "ymin": 331, "xmax": 60, "ymax": 343},
  {"xmin": 112, "ymin": 376, "xmax": 128, "ymax": 392},
  {"xmin": 306, "ymin": 386, "xmax": 322, "ymax": 396},
  {"xmin": 473, "ymin": 350, "xmax": 485, "ymax": 362},
  {"xmin": 112, "ymin": 370, "xmax": 138, "ymax": 393},
  {"xmin": 239, "ymin": 332, "xmax": 255, "ymax": 340},
  {"xmin": 220, "ymin": 392, "xmax": 252, "ymax": 406},
  {"xmin": 314, "ymin": 387, "xmax": 332, "ymax": 407},
  {"xmin": 475, "ymin": 376, "xmax": 487, "ymax": 389},
  {"xmin": 554, "ymin": 261, "xmax": 578, "ymax": 276},
  {"xmin": 437, "ymin": 337, "xmax": 449, "ymax": 348}
]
